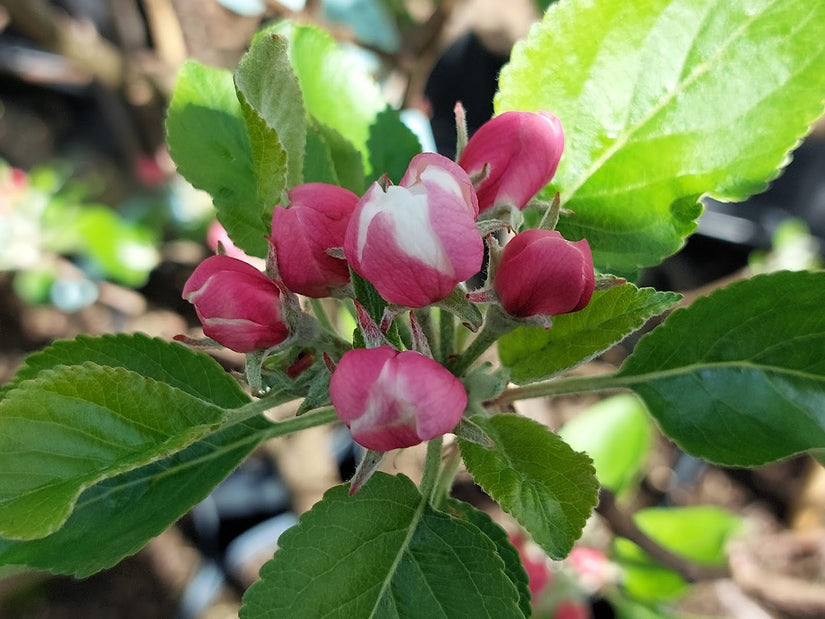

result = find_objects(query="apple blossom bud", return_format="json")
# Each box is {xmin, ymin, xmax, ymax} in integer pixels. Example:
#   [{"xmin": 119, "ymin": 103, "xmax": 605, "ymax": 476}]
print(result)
[
  {"xmin": 271, "ymin": 183, "xmax": 359, "ymax": 297},
  {"xmin": 344, "ymin": 152, "xmax": 483, "ymax": 308},
  {"xmin": 458, "ymin": 111, "xmax": 564, "ymax": 213},
  {"xmin": 182, "ymin": 255, "xmax": 288, "ymax": 352},
  {"xmin": 329, "ymin": 346, "xmax": 467, "ymax": 451},
  {"xmin": 494, "ymin": 229, "xmax": 594, "ymax": 318}
]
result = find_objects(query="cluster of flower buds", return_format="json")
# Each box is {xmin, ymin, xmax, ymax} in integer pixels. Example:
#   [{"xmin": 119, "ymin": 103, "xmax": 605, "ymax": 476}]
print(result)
[{"xmin": 182, "ymin": 110, "xmax": 595, "ymax": 453}]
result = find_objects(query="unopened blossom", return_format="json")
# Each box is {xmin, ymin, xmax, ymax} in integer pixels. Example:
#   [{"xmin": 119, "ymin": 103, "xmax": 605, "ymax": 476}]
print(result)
[
  {"xmin": 494, "ymin": 229, "xmax": 594, "ymax": 318},
  {"xmin": 182, "ymin": 255, "xmax": 288, "ymax": 352},
  {"xmin": 271, "ymin": 183, "xmax": 359, "ymax": 297},
  {"xmin": 458, "ymin": 111, "xmax": 564, "ymax": 213},
  {"xmin": 329, "ymin": 346, "xmax": 467, "ymax": 451},
  {"xmin": 344, "ymin": 152, "xmax": 483, "ymax": 308}
]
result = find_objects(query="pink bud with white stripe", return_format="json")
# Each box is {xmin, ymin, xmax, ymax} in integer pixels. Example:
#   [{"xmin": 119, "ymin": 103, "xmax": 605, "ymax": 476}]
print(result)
[
  {"xmin": 458, "ymin": 111, "xmax": 564, "ymax": 213},
  {"xmin": 344, "ymin": 153, "xmax": 483, "ymax": 308},
  {"xmin": 329, "ymin": 346, "xmax": 467, "ymax": 451}
]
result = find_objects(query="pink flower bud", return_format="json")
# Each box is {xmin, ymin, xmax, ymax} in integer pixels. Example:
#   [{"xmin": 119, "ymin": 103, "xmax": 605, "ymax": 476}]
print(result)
[
  {"xmin": 182, "ymin": 255, "xmax": 288, "ymax": 352},
  {"xmin": 344, "ymin": 153, "xmax": 483, "ymax": 308},
  {"xmin": 271, "ymin": 183, "xmax": 359, "ymax": 297},
  {"xmin": 458, "ymin": 111, "xmax": 564, "ymax": 213},
  {"xmin": 494, "ymin": 229, "xmax": 594, "ymax": 318},
  {"xmin": 329, "ymin": 346, "xmax": 467, "ymax": 451}
]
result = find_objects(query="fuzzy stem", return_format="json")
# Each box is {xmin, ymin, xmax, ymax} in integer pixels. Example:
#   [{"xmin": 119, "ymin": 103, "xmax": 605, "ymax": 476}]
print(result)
[
  {"xmin": 438, "ymin": 309, "xmax": 455, "ymax": 364},
  {"xmin": 449, "ymin": 306, "xmax": 514, "ymax": 376},
  {"xmin": 419, "ymin": 436, "xmax": 444, "ymax": 504},
  {"xmin": 492, "ymin": 372, "xmax": 634, "ymax": 407},
  {"xmin": 432, "ymin": 443, "xmax": 462, "ymax": 509},
  {"xmin": 310, "ymin": 298, "xmax": 336, "ymax": 334}
]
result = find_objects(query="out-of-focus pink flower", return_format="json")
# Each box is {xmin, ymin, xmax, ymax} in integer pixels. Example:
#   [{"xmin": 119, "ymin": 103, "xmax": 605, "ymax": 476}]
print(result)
[
  {"xmin": 182, "ymin": 255, "xmax": 288, "ymax": 353},
  {"xmin": 344, "ymin": 153, "xmax": 483, "ymax": 308},
  {"xmin": 207, "ymin": 221, "xmax": 265, "ymax": 269},
  {"xmin": 271, "ymin": 183, "xmax": 359, "ymax": 297},
  {"xmin": 329, "ymin": 346, "xmax": 467, "ymax": 451},
  {"xmin": 494, "ymin": 229, "xmax": 594, "ymax": 318},
  {"xmin": 458, "ymin": 111, "xmax": 564, "ymax": 213}
]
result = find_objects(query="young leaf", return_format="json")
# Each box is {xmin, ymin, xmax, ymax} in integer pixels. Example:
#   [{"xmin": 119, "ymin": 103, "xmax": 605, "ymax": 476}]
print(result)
[
  {"xmin": 234, "ymin": 34, "xmax": 306, "ymax": 200},
  {"xmin": 0, "ymin": 333, "xmax": 250, "ymax": 407},
  {"xmin": 0, "ymin": 416, "xmax": 270, "ymax": 577},
  {"xmin": 496, "ymin": 0, "xmax": 825, "ymax": 273},
  {"xmin": 618, "ymin": 271, "xmax": 825, "ymax": 466},
  {"xmin": 613, "ymin": 506, "xmax": 741, "ymax": 601},
  {"xmin": 240, "ymin": 473, "xmax": 524, "ymax": 618},
  {"xmin": 459, "ymin": 414, "xmax": 598, "ymax": 559},
  {"xmin": 304, "ymin": 120, "xmax": 365, "ymax": 194},
  {"xmin": 498, "ymin": 284, "xmax": 680, "ymax": 384},
  {"xmin": 274, "ymin": 23, "xmax": 397, "ymax": 177},
  {"xmin": 445, "ymin": 499, "xmax": 533, "ymax": 618},
  {"xmin": 560, "ymin": 394, "xmax": 653, "ymax": 496},
  {"xmin": 166, "ymin": 61, "xmax": 267, "ymax": 257}
]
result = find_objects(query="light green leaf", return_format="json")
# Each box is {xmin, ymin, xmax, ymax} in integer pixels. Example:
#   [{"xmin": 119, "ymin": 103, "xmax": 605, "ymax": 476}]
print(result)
[
  {"xmin": 166, "ymin": 61, "xmax": 266, "ymax": 257},
  {"xmin": 614, "ymin": 506, "xmax": 741, "ymax": 601},
  {"xmin": 0, "ymin": 364, "xmax": 229, "ymax": 540},
  {"xmin": 240, "ymin": 473, "xmax": 524, "ymax": 618},
  {"xmin": 276, "ymin": 22, "xmax": 392, "ymax": 177},
  {"xmin": 459, "ymin": 414, "xmax": 598, "ymax": 559},
  {"xmin": 560, "ymin": 394, "xmax": 653, "ymax": 495},
  {"xmin": 0, "ymin": 333, "xmax": 250, "ymax": 408},
  {"xmin": 234, "ymin": 33, "xmax": 306, "ymax": 202},
  {"xmin": 0, "ymin": 415, "xmax": 270, "ymax": 576},
  {"xmin": 618, "ymin": 271, "xmax": 825, "ymax": 466},
  {"xmin": 496, "ymin": 0, "xmax": 825, "ymax": 273},
  {"xmin": 498, "ymin": 284, "xmax": 680, "ymax": 384}
]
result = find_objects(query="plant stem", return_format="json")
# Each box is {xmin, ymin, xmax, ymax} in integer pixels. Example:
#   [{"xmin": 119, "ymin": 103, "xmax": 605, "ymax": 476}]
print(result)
[
  {"xmin": 431, "ymin": 443, "xmax": 462, "ymax": 509},
  {"xmin": 449, "ymin": 307, "xmax": 514, "ymax": 375},
  {"xmin": 419, "ymin": 436, "xmax": 444, "ymax": 504},
  {"xmin": 492, "ymin": 372, "xmax": 635, "ymax": 406},
  {"xmin": 310, "ymin": 298, "xmax": 336, "ymax": 334},
  {"xmin": 438, "ymin": 309, "xmax": 455, "ymax": 364},
  {"xmin": 261, "ymin": 407, "xmax": 338, "ymax": 440}
]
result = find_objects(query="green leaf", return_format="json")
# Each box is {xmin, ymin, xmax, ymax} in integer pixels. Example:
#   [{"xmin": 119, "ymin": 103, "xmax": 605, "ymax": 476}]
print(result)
[
  {"xmin": 304, "ymin": 120, "xmax": 366, "ymax": 193},
  {"xmin": 0, "ymin": 333, "xmax": 250, "ymax": 408},
  {"xmin": 166, "ymin": 61, "xmax": 266, "ymax": 257},
  {"xmin": 496, "ymin": 0, "xmax": 825, "ymax": 273},
  {"xmin": 498, "ymin": 284, "xmax": 680, "ymax": 384},
  {"xmin": 0, "ymin": 364, "xmax": 230, "ymax": 540},
  {"xmin": 458, "ymin": 414, "xmax": 599, "ymax": 559},
  {"xmin": 240, "ymin": 473, "xmax": 524, "ymax": 618},
  {"xmin": 276, "ymin": 22, "xmax": 392, "ymax": 177},
  {"xmin": 0, "ymin": 415, "xmax": 270, "ymax": 576},
  {"xmin": 367, "ymin": 106, "xmax": 422, "ymax": 184},
  {"xmin": 560, "ymin": 394, "xmax": 653, "ymax": 495},
  {"xmin": 613, "ymin": 506, "xmax": 741, "ymax": 601},
  {"xmin": 234, "ymin": 33, "xmax": 306, "ymax": 204},
  {"xmin": 445, "ymin": 498, "xmax": 532, "ymax": 618},
  {"xmin": 618, "ymin": 271, "xmax": 825, "ymax": 466}
]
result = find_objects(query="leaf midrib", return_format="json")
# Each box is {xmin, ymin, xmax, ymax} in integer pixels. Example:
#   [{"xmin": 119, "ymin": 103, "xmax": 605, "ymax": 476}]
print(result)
[{"xmin": 560, "ymin": 0, "xmax": 766, "ymax": 202}]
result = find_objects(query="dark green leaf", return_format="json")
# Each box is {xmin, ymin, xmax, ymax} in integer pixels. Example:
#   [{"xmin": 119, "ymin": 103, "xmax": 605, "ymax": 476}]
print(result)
[
  {"xmin": 303, "ymin": 120, "xmax": 366, "ymax": 194},
  {"xmin": 445, "ymin": 498, "xmax": 532, "ymax": 618},
  {"xmin": 498, "ymin": 284, "xmax": 680, "ymax": 384},
  {"xmin": 0, "ymin": 416, "xmax": 270, "ymax": 576},
  {"xmin": 0, "ymin": 364, "xmax": 228, "ymax": 540},
  {"xmin": 560, "ymin": 394, "xmax": 652, "ymax": 495},
  {"xmin": 496, "ymin": 0, "xmax": 825, "ymax": 273},
  {"xmin": 240, "ymin": 473, "xmax": 524, "ymax": 618},
  {"xmin": 166, "ymin": 61, "xmax": 266, "ymax": 257},
  {"xmin": 0, "ymin": 333, "xmax": 249, "ymax": 408},
  {"xmin": 367, "ymin": 106, "xmax": 422, "ymax": 184},
  {"xmin": 618, "ymin": 271, "xmax": 825, "ymax": 465},
  {"xmin": 459, "ymin": 414, "xmax": 598, "ymax": 559}
]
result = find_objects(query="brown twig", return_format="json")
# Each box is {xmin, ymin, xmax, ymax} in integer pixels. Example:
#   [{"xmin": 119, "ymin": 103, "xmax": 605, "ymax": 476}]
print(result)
[{"xmin": 596, "ymin": 487, "xmax": 730, "ymax": 583}]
